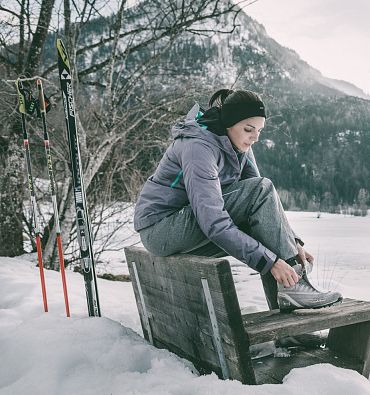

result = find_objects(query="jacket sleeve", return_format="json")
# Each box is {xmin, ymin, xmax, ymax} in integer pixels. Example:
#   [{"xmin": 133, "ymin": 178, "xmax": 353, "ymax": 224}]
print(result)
[{"xmin": 179, "ymin": 140, "xmax": 276, "ymax": 274}]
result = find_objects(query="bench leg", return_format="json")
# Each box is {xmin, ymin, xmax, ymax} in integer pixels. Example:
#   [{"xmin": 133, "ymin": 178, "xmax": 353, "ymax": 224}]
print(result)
[{"xmin": 327, "ymin": 322, "xmax": 370, "ymax": 378}]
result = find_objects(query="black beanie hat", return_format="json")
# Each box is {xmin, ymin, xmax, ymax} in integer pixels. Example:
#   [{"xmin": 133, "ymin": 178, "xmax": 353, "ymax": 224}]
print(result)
[
  {"xmin": 220, "ymin": 101, "xmax": 266, "ymax": 128},
  {"xmin": 197, "ymin": 89, "xmax": 266, "ymax": 136}
]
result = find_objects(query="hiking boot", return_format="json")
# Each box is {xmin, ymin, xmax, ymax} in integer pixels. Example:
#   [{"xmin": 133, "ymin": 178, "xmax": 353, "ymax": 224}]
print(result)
[{"xmin": 277, "ymin": 263, "xmax": 342, "ymax": 312}]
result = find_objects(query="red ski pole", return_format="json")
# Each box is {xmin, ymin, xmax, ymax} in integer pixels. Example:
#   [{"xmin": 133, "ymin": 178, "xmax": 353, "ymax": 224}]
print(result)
[
  {"xmin": 16, "ymin": 79, "xmax": 48, "ymax": 312},
  {"xmin": 37, "ymin": 79, "xmax": 70, "ymax": 317}
]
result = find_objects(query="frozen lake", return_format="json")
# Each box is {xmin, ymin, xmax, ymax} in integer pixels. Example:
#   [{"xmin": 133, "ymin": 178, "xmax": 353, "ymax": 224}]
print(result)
[
  {"xmin": 287, "ymin": 211, "xmax": 370, "ymax": 270},
  {"xmin": 229, "ymin": 211, "xmax": 370, "ymax": 311},
  {"xmin": 287, "ymin": 211, "xmax": 370, "ymax": 302}
]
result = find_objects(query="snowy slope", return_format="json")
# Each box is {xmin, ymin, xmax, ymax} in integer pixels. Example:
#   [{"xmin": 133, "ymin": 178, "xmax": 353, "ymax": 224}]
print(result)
[{"xmin": 1, "ymin": 212, "xmax": 370, "ymax": 394}]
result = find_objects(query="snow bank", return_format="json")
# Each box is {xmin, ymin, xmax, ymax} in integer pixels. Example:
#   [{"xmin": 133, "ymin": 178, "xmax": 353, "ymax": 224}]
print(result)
[
  {"xmin": 1, "ymin": 211, "xmax": 370, "ymax": 394},
  {"xmin": 1, "ymin": 295, "xmax": 370, "ymax": 395}
]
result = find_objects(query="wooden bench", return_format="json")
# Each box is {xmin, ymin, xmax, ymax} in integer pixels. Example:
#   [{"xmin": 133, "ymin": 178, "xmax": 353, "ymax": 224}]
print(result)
[{"xmin": 124, "ymin": 246, "xmax": 370, "ymax": 384}]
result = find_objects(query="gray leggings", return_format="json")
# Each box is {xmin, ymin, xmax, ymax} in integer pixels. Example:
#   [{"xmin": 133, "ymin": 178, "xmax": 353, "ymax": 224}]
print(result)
[{"xmin": 139, "ymin": 177, "xmax": 298, "ymax": 309}]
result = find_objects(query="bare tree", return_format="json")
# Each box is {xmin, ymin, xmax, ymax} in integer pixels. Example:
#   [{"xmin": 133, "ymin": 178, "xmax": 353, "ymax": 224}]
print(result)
[
  {"xmin": 0, "ymin": 0, "xmax": 248, "ymax": 266},
  {"xmin": 0, "ymin": 0, "xmax": 57, "ymax": 255}
]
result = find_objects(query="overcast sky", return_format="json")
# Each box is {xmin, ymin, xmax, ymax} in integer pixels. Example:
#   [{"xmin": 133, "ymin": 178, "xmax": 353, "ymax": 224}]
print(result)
[{"xmin": 244, "ymin": 0, "xmax": 370, "ymax": 95}]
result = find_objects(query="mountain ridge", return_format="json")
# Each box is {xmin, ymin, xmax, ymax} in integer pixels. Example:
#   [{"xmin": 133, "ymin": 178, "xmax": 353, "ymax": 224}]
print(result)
[{"xmin": 37, "ymin": 1, "xmax": 370, "ymax": 208}]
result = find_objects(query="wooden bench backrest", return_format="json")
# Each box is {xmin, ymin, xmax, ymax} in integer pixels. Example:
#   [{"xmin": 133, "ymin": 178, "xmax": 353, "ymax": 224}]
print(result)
[{"xmin": 124, "ymin": 246, "xmax": 256, "ymax": 384}]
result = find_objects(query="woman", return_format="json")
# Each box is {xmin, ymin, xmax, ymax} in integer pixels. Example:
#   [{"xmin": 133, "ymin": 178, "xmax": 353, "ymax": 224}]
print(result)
[{"xmin": 134, "ymin": 89, "xmax": 342, "ymax": 311}]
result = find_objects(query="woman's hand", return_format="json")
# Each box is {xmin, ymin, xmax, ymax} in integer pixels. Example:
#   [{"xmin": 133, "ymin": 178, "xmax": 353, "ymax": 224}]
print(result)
[{"xmin": 270, "ymin": 259, "xmax": 300, "ymax": 288}]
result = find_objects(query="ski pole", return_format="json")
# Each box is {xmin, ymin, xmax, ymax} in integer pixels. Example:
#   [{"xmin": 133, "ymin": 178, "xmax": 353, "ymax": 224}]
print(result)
[
  {"xmin": 37, "ymin": 79, "xmax": 70, "ymax": 317},
  {"xmin": 16, "ymin": 78, "xmax": 48, "ymax": 313}
]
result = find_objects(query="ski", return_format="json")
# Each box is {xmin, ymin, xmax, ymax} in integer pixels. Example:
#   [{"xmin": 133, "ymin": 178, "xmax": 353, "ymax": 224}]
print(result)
[
  {"xmin": 16, "ymin": 79, "xmax": 48, "ymax": 313},
  {"xmin": 56, "ymin": 39, "xmax": 101, "ymax": 317},
  {"xmin": 37, "ymin": 79, "xmax": 71, "ymax": 318}
]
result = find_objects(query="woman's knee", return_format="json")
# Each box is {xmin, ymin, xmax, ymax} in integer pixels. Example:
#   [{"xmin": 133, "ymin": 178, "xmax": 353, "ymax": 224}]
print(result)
[
  {"xmin": 260, "ymin": 177, "xmax": 275, "ymax": 190},
  {"xmin": 237, "ymin": 176, "xmax": 275, "ymax": 191}
]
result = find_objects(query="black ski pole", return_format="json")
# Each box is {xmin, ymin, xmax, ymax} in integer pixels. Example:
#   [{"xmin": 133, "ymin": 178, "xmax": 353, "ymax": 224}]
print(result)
[{"xmin": 16, "ymin": 78, "xmax": 48, "ymax": 313}]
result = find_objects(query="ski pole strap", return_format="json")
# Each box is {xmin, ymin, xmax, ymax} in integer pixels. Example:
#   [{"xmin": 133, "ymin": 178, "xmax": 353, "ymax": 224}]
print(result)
[
  {"xmin": 37, "ymin": 79, "xmax": 46, "ymax": 113},
  {"xmin": 36, "ymin": 79, "xmax": 51, "ymax": 115},
  {"xmin": 16, "ymin": 78, "xmax": 51, "ymax": 117},
  {"xmin": 16, "ymin": 79, "xmax": 28, "ymax": 114},
  {"xmin": 16, "ymin": 79, "xmax": 38, "ymax": 115}
]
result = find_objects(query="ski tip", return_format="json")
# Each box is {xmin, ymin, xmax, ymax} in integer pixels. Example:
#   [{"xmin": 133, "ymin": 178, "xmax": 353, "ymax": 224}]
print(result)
[{"xmin": 56, "ymin": 39, "xmax": 70, "ymax": 69}]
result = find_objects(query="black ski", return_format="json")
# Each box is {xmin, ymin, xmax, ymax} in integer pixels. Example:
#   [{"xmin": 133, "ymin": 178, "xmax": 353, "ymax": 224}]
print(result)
[{"xmin": 56, "ymin": 38, "xmax": 101, "ymax": 317}]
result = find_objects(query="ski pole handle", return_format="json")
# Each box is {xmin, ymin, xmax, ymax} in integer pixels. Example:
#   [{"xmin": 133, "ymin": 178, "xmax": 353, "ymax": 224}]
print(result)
[
  {"xmin": 16, "ymin": 79, "xmax": 27, "ymax": 115},
  {"xmin": 37, "ymin": 79, "xmax": 46, "ymax": 113}
]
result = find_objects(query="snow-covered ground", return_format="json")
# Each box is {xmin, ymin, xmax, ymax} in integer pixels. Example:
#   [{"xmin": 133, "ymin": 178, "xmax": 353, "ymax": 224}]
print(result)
[{"xmin": 1, "ymin": 212, "xmax": 370, "ymax": 394}]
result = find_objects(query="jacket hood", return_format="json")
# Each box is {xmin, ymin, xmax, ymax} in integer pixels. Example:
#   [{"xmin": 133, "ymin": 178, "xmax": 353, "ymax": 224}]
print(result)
[{"xmin": 171, "ymin": 103, "xmax": 233, "ymax": 154}]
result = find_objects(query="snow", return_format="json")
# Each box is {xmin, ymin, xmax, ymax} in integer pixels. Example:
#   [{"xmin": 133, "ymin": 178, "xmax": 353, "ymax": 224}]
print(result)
[{"xmin": 1, "ymin": 212, "xmax": 370, "ymax": 394}]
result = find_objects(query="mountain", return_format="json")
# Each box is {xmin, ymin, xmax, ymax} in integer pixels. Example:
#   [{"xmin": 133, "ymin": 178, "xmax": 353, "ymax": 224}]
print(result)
[
  {"xmin": 320, "ymin": 78, "xmax": 370, "ymax": 100},
  {"xmin": 40, "ymin": 1, "xmax": 370, "ymax": 210},
  {"xmin": 165, "ymin": 8, "xmax": 368, "ymax": 99},
  {"xmin": 157, "ymin": 5, "xmax": 370, "ymax": 210}
]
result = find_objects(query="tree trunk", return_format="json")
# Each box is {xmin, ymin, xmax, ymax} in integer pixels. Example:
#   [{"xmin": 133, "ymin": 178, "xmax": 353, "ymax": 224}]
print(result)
[
  {"xmin": 0, "ymin": 126, "xmax": 24, "ymax": 256},
  {"xmin": 0, "ymin": 0, "xmax": 57, "ymax": 257},
  {"xmin": 25, "ymin": 0, "xmax": 56, "ymax": 76}
]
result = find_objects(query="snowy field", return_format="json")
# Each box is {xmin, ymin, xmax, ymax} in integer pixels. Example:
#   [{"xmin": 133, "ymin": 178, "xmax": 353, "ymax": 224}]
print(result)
[{"xmin": 1, "ymin": 211, "xmax": 370, "ymax": 394}]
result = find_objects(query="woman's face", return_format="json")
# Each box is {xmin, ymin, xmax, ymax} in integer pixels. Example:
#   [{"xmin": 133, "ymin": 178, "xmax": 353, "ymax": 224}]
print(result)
[{"xmin": 226, "ymin": 116, "xmax": 265, "ymax": 152}]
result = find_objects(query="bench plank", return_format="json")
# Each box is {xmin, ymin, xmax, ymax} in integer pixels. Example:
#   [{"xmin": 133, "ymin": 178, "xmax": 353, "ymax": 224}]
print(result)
[
  {"xmin": 124, "ymin": 246, "xmax": 256, "ymax": 384},
  {"xmin": 327, "ymin": 321, "xmax": 370, "ymax": 377},
  {"xmin": 243, "ymin": 299, "xmax": 370, "ymax": 345}
]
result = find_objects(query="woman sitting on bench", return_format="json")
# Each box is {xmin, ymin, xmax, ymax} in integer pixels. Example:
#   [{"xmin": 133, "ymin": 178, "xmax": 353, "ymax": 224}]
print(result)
[{"xmin": 134, "ymin": 88, "xmax": 342, "ymax": 312}]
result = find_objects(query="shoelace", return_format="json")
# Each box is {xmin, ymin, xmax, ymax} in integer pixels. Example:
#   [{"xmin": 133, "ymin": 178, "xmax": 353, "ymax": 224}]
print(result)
[{"xmin": 296, "ymin": 282, "xmax": 317, "ymax": 293}]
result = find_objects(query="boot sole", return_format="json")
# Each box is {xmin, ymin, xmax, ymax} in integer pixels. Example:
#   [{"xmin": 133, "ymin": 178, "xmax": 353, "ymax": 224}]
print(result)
[{"xmin": 279, "ymin": 296, "xmax": 343, "ymax": 313}]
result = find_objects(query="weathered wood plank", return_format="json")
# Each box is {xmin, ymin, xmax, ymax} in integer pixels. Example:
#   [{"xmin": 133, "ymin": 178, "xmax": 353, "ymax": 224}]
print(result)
[
  {"xmin": 125, "ymin": 246, "xmax": 230, "ymax": 280},
  {"xmin": 127, "ymin": 254, "xmax": 232, "ymax": 293},
  {"xmin": 148, "ymin": 311, "xmax": 220, "ymax": 365},
  {"xmin": 136, "ymin": 272, "xmax": 242, "ymax": 330},
  {"xmin": 126, "ymin": 247, "xmax": 245, "ymax": 343},
  {"xmin": 146, "ymin": 302, "xmax": 248, "ymax": 364},
  {"xmin": 125, "ymin": 246, "xmax": 256, "ymax": 384},
  {"xmin": 327, "ymin": 321, "xmax": 370, "ymax": 377},
  {"xmin": 148, "ymin": 308, "xmax": 247, "ymax": 379},
  {"xmin": 153, "ymin": 336, "xmax": 226, "ymax": 379},
  {"xmin": 243, "ymin": 299, "xmax": 370, "ymax": 344}
]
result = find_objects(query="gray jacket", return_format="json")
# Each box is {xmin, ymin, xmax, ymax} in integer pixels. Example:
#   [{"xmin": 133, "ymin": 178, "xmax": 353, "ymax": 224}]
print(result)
[{"xmin": 134, "ymin": 103, "xmax": 277, "ymax": 274}]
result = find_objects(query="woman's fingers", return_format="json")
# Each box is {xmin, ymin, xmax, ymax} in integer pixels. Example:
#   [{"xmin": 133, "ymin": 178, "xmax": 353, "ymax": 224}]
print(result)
[
  {"xmin": 305, "ymin": 250, "xmax": 314, "ymax": 263},
  {"xmin": 285, "ymin": 267, "xmax": 299, "ymax": 287},
  {"xmin": 271, "ymin": 259, "xmax": 300, "ymax": 287}
]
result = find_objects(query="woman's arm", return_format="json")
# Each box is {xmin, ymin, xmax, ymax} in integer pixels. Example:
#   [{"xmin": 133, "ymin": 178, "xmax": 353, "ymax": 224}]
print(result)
[
  {"xmin": 241, "ymin": 148, "xmax": 304, "ymax": 246},
  {"xmin": 179, "ymin": 140, "xmax": 276, "ymax": 274}
]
